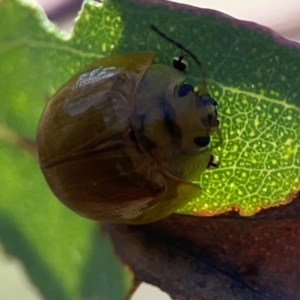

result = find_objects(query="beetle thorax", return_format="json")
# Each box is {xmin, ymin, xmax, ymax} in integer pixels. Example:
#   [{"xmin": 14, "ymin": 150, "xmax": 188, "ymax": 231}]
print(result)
[{"xmin": 131, "ymin": 64, "xmax": 214, "ymax": 181}]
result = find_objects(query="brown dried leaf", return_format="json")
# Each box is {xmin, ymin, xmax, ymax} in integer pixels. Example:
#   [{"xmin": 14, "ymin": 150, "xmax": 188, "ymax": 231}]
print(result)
[{"xmin": 102, "ymin": 192, "xmax": 300, "ymax": 300}]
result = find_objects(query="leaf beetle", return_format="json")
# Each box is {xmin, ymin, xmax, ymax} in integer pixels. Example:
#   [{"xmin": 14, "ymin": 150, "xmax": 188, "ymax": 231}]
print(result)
[{"xmin": 36, "ymin": 26, "xmax": 221, "ymax": 224}]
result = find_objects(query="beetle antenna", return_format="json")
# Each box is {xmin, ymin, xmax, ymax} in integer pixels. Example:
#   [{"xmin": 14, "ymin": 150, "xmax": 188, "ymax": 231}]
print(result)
[{"xmin": 150, "ymin": 25, "xmax": 207, "ymax": 94}]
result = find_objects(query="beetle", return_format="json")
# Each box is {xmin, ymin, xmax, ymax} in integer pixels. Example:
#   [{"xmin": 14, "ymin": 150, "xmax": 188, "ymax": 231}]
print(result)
[{"xmin": 36, "ymin": 26, "xmax": 221, "ymax": 224}]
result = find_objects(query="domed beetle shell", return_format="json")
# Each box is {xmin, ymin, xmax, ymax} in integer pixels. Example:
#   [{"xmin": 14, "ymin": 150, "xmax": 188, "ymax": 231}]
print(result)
[{"xmin": 36, "ymin": 52, "xmax": 220, "ymax": 224}]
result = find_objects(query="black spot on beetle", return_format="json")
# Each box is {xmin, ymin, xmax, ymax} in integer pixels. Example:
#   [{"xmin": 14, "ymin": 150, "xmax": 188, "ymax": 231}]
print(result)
[
  {"xmin": 194, "ymin": 136, "xmax": 210, "ymax": 147},
  {"xmin": 177, "ymin": 84, "xmax": 194, "ymax": 97},
  {"xmin": 173, "ymin": 55, "xmax": 187, "ymax": 71}
]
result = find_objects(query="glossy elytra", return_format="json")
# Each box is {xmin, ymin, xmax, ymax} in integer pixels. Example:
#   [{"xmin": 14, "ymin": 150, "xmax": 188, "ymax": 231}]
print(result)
[{"xmin": 36, "ymin": 26, "xmax": 221, "ymax": 224}]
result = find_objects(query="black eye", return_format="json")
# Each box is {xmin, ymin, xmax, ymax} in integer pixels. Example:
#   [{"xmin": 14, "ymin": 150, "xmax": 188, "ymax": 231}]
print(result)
[
  {"xmin": 178, "ymin": 84, "xmax": 194, "ymax": 97},
  {"xmin": 173, "ymin": 55, "xmax": 188, "ymax": 71},
  {"xmin": 194, "ymin": 136, "xmax": 210, "ymax": 147}
]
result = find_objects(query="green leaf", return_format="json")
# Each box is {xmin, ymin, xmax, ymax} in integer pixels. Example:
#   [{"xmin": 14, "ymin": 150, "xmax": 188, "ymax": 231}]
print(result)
[
  {"xmin": 104, "ymin": 0, "xmax": 300, "ymax": 216},
  {"xmin": 0, "ymin": 1, "xmax": 132, "ymax": 298},
  {"xmin": 0, "ymin": 0, "xmax": 299, "ymax": 298}
]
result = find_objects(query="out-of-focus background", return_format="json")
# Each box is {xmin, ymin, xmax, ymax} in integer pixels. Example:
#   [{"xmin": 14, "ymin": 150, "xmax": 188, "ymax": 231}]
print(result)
[
  {"xmin": 1, "ymin": 0, "xmax": 299, "ymax": 299},
  {"xmin": 37, "ymin": 0, "xmax": 300, "ymax": 42}
]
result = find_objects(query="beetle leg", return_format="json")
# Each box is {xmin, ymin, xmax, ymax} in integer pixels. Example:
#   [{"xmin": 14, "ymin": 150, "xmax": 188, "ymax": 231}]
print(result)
[{"xmin": 206, "ymin": 155, "xmax": 219, "ymax": 169}]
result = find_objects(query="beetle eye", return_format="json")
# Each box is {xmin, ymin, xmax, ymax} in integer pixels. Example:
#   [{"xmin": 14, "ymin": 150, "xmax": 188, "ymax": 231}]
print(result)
[
  {"xmin": 178, "ymin": 84, "xmax": 194, "ymax": 97},
  {"xmin": 173, "ymin": 55, "xmax": 188, "ymax": 71},
  {"xmin": 194, "ymin": 136, "xmax": 210, "ymax": 147}
]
